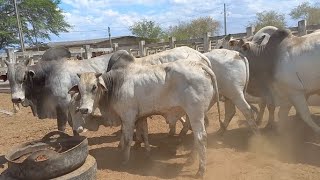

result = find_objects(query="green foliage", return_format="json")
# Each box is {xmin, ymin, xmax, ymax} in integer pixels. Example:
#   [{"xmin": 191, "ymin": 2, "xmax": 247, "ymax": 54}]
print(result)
[
  {"xmin": 129, "ymin": 19, "xmax": 164, "ymax": 42},
  {"xmin": 290, "ymin": 2, "xmax": 320, "ymax": 25},
  {"xmin": 250, "ymin": 11, "xmax": 286, "ymax": 31},
  {"xmin": 0, "ymin": 0, "xmax": 71, "ymax": 49},
  {"xmin": 165, "ymin": 16, "xmax": 220, "ymax": 40}
]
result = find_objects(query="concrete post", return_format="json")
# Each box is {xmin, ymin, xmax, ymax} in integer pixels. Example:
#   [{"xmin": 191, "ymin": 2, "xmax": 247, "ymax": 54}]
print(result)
[
  {"xmin": 169, "ymin": 37, "xmax": 176, "ymax": 49},
  {"xmin": 246, "ymin": 26, "xmax": 255, "ymax": 37},
  {"xmin": 113, "ymin": 43, "xmax": 118, "ymax": 51},
  {"xmin": 83, "ymin": 45, "xmax": 91, "ymax": 59},
  {"xmin": 139, "ymin": 40, "xmax": 146, "ymax": 57},
  {"xmin": 298, "ymin": 20, "xmax": 307, "ymax": 36},
  {"xmin": 203, "ymin": 32, "xmax": 212, "ymax": 52},
  {"xmin": 5, "ymin": 48, "xmax": 16, "ymax": 63}
]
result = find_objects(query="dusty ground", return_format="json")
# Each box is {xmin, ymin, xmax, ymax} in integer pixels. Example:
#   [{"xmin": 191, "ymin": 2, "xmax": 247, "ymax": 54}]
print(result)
[{"xmin": 1, "ymin": 93, "xmax": 320, "ymax": 179}]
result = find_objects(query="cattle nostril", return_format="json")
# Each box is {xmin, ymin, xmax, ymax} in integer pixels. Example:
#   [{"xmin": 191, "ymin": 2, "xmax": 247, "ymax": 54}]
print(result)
[
  {"xmin": 12, "ymin": 98, "xmax": 22, "ymax": 103},
  {"xmin": 80, "ymin": 108, "xmax": 89, "ymax": 114}
]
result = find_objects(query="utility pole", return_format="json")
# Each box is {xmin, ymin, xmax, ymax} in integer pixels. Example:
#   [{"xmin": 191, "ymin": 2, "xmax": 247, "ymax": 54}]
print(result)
[
  {"xmin": 13, "ymin": 0, "xmax": 25, "ymax": 52},
  {"xmin": 224, "ymin": 3, "xmax": 227, "ymax": 35},
  {"xmin": 108, "ymin": 27, "xmax": 112, "ymax": 48}
]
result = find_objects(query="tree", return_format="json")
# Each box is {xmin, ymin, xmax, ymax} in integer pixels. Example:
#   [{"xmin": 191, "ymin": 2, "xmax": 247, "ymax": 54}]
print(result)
[
  {"xmin": 290, "ymin": 2, "xmax": 320, "ymax": 25},
  {"xmin": 165, "ymin": 16, "xmax": 220, "ymax": 40},
  {"xmin": 250, "ymin": 11, "xmax": 286, "ymax": 31},
  {"xmin": 0, "ymin": 0, "xmax": 71, "ymax": 49},
  {"xmin": 129, "ymin": 19, "xmax": 164, "ymax": 42}
]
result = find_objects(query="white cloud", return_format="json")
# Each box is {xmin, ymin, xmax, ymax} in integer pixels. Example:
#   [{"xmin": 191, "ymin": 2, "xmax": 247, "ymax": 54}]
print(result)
[{"xmin": 50, "ymin": 0, "xmax": 319, "ymax": 41}]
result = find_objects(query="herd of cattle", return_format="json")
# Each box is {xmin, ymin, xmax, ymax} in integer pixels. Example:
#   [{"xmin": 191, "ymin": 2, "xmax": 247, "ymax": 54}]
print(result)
[{"xmin": 1, "ymin": 26, "xmax": 320, "ymax": 178}]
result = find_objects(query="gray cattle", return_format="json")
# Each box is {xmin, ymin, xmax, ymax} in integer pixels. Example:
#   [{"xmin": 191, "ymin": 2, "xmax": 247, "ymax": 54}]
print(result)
[
  {"xmin": 68, "ymin": 53, "xmax": 220, "ymax": 177},
  {"xmin": 25, "ymin": 54, "xmax": 112, "ymax": 132},
  {"xmin": 240, "ymin": 29, "xmax": 320, "ymax": 133},
  {"xmin": 2, "ymin": 46, "xmax": 112, "ymax": 132}
]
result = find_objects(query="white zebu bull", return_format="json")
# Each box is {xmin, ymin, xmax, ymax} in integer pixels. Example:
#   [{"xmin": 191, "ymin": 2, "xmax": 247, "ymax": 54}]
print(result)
[{"xmin": 68, "ymin": 54, "xmax": 220, "ymax": 177}]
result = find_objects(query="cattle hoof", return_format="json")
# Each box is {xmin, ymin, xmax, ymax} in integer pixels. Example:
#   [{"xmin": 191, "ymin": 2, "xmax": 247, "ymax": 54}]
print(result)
[
  {"xmin": 73, "ymin": 130, "xmax": 80, "ymax": 136},
  {"xmin": 216, "ymin": 128, "xmax": 225, "ymax": 136},
  {"xmin": 264, "ymin": 123, "xmax": 275, "ymax": 131},
  {"xmin": 121, "ymin": 159, "xmax": 129, "ymax": 166},
  {"xmin": 168, "ymin": 131, "xmax": 175, "ymax": 137},
  {"xmin": 178, "ymin": 129, "xmax": 188, "ymax": 138},
  {"xmin": 132, "ymin": 142, "xmax": 142, "ymax": 150},
  {"xmin": 195, "ymin": 169, "xmax": 205, "ymax": 179}
]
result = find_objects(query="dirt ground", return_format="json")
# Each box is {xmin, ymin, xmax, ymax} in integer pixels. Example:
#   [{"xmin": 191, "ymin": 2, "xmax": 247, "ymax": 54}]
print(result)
[{"xmin": 1, "ymin": 93, "xmax": 320, "ymax": 180}]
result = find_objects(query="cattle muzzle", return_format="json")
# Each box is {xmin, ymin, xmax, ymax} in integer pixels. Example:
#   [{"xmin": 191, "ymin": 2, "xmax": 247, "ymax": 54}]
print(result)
[
  {"xmin": 12, "ymin": 98, "xmax": 24, "ymax": 103},
  {"xmin": 79, "ymin": 108, "xmax": 89, "ymax": 114}
]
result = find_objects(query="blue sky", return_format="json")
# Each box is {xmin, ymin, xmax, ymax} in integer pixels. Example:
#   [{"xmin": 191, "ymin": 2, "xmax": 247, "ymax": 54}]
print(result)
[{"xmin": 50, "ymin": 0, "xmax": 317, "ymax": 42}]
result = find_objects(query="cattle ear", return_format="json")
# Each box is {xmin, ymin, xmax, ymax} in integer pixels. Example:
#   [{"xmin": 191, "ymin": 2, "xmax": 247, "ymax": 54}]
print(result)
[
  {"xmin": 225, "ymin": 34, "xmax": 232, "ymax": 41},
  {"xmin": 256, "ymin": 35, "xmax": 266, "ymax": 45},
  {"xmin": 4, "ymin": 60, "xmax": 10, "ymax": 66},
  {"xmin": 238, "ymin": 39, "xmax": 245, "ymax": 46},
  {"xmin": 68, "ymin": 85, "xmax": 79, "ymax": 96},
  {"xmin": 95, "ymin": 73, "xmax": 102, "ymax": 78},
  {"xmin": 24, "ymin": 58, "xmax": 30, "ymax": 66},
  {"xmin": 97, "ymin": 76, "xmax": 107, "ymax": 92},
  {"xmin": 27, "ymin": 70, "xmax": 35, "ymax": 78},
  {"xmin": 229, "ymin": 40, "xmax": 238, "ymax": 47},
  {"xmin": 0, "ymin": 73, "xmax": 7, "ymax": 82},
  {"xmin": 242, "ymin": 43, "xmax": 250, "ymax": 51}
]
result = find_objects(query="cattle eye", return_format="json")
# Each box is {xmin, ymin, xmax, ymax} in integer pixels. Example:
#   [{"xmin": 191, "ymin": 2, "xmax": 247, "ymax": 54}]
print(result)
[
  {"xmin": 219, "ymin": 46, "xmax": 223, "ymax": 49},
  {"xmin": 92, "ymin": 85, "xmax": 97, "ymax": 91}
]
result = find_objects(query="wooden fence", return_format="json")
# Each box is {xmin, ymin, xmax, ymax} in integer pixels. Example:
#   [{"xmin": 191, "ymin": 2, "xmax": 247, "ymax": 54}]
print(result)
[{"xmin": 1, "ymin": 19, "xmax": 320, "ymax": 74}]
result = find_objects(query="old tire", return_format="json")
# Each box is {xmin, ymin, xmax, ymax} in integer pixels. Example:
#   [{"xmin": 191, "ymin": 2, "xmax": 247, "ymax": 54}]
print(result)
[
  {"xmin": 52, "ymin": 155, "xmax": 97, "ymax": 180},
  {"xmin": 2, "ymin": 155, "xmax": 97, "ymax": 180}
]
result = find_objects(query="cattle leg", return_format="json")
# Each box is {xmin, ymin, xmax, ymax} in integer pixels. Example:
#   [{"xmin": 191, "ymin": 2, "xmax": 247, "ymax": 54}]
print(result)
[
  {"xmin": 217, "ymin": 98, "xmax": 236, "ymax": 135},
  {"xmin": 56, "ymin": 107, "xmax": 68, "ymax": 132},
  {"xmin": 264, "ymin": 104, "xmax": 276, "ymax": 129},
  {"xmin": 233, "ymin": 95, "xmax": 259, "ymax": 134},
  {"xmin": 256, "ymin": 101, "xmax": 266, "ymax": 125},
  {"xmin": 121, "ymin": 116, "xmax": 136, "ymax": 164},
  {"xmin": 133, "ymin": 118, "xmax": 151, "ymax": 154},
  {"xmin": 168, "ymin": 120, "xmax": 177, "ymax": 136},
  {"xmin": 289, "ymin": 94, "xmax": 320, "ymax": 134},
  {"xmin": 187, "ymin": 112, "xmax": 207, "ymax": 178}
]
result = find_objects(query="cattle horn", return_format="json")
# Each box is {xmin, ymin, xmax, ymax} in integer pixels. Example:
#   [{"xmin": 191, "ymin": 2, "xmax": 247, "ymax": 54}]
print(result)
[
  {"xmin": 24, "ymin": 58, "xmax": 31, "ymax": 66},
  {"xmin": 95, "ymin": 73, "xmax": 102, "ymax": 78},
  {"xmin": 225, "ymin": 34, "xmax": 232, "ymax": 41},
  {"xmin": 68, "ymin": 85, "xmax": 79, "ymax": 95},
  {"xmin": 4, "ymin": 60, "xmax": 10, "ymax": 66}
]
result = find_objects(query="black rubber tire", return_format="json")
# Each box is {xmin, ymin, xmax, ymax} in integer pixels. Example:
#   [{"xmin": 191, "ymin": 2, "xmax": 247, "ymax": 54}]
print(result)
[
  {"xmin": 52, "ymin": 155, "xmax": 97, "ymax": 180},
  {"xmin": 1, "ymin": 155, "xmax": 97, "ymax": 180}
]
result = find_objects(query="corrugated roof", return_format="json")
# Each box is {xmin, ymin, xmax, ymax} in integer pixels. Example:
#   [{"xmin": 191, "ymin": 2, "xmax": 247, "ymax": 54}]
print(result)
[{"xmin": 47, "ymin": 35, "xmax": 137, "ymax": 47}]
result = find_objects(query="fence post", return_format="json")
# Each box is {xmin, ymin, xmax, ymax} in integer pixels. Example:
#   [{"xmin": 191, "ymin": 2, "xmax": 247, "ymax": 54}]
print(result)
[
  {"xmin": 0, "ymin": 57, "xmax": 5, "ymax": 67},
  {"xmin": 139, "ymin": 40, "xmax": 146, "ymax": 57},
  {"xmin": 298, "ymin": 20, "xmax": 307, "ymax": 36},
  {"xmin": 6, "ymin": 48, "xmax": 16, "ymax": 63},
  {"xmin": 83, "ymin": 45, "xmax": 91, "ymax": 59},
  {"xmin": 246, "ymin": 26, "xmax": 255, "ymax": 37},
  {"xmin": 113, "ymin": 43, "xmax": 118, "ymax": 51},
  {"xmin": 203, "ymin": 32, "xmax": 211, "ymax": 53},
  {"xmin": 169, "ymin": 37, "xmax": 176, "ymax": 49}
]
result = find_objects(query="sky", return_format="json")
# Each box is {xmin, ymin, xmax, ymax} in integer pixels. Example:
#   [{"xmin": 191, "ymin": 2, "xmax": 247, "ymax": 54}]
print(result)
[{"xmin": 49, "ymin": 0, "xmax": 317, "ymax": 42}]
